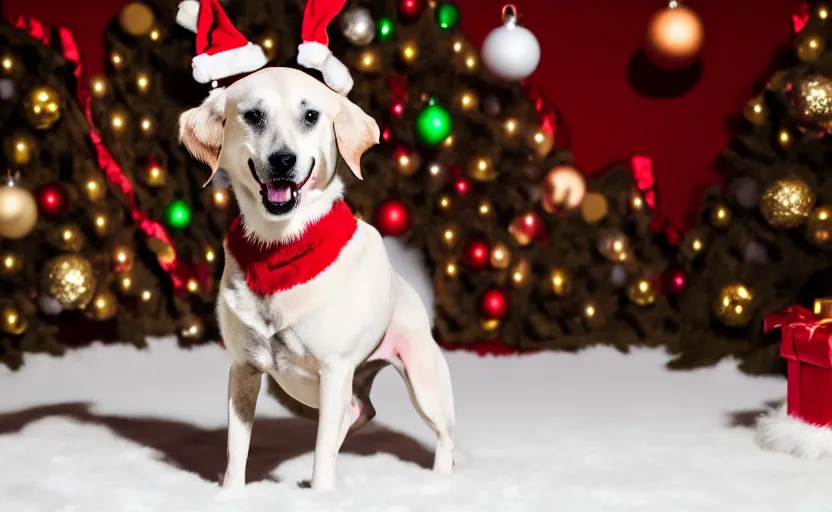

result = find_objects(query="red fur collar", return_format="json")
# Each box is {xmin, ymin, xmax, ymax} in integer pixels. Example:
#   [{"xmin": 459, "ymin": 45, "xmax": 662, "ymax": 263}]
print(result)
[{"xmin": 225, "ymin": 201, "xmax": 358, "ymax": 295}]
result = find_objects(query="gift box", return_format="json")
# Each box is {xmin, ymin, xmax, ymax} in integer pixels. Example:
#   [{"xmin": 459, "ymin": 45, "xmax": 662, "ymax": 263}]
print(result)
[{"xmin": 755, "ymin": 300, "xmax": 832, "ymax": 459}]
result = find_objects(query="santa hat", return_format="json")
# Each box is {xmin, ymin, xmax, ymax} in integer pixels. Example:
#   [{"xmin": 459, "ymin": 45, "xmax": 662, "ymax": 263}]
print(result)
[
  {"xmin": 297, "ymin": 0, "xmax": 354, "ymax": 96},
  {"xmin": 176, "ymin": 0, "xmax": 268, "ymax": 84}
]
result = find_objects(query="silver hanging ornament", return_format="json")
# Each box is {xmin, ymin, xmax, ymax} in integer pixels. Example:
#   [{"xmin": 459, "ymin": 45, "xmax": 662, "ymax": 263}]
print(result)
[{"xmin": 340, "ymin": 7, "xmax": 376, "ymax": 47}]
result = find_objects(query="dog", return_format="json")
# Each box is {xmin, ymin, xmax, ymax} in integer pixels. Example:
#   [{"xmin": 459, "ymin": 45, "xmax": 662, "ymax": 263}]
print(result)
[{"xmin": 179, "ymin": 67, "xmax": 455, "ymax": 491}]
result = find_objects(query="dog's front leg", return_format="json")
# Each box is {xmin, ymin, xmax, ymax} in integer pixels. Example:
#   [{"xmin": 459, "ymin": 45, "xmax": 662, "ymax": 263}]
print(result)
[
  {"xmin": 311, "ymin": 364, "xmax": 354, "ymax": 491},
  {"xmin": 222, "ymin": 362, "xmax": 262, "ymax": 489}
]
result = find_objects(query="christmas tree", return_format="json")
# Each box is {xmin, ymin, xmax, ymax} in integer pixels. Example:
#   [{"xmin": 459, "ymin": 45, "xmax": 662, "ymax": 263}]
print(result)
[{"xmin": 664, "ymin": 1, "xmax": 832, "ymax": 375}]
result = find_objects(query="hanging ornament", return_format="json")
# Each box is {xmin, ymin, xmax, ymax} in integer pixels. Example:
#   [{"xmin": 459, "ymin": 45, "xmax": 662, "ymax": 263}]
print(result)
[
  {"xmin": 341, "ymin": 7, "xmax": 376, "ymax": 46},
  {"xmin": 627, "ymin": 277, "xmax": 658, "ymax": 306},
  {"xmin": 480, "ymin": 288, "xmax": 509, "ymax": 320},
  {"xmin": 608, "ymin": 264, "xmax": 628, "ymax": 287},
  {"xmin": 550, "ymin": 268, "xmax": 571, "ymax": 296},
  {"xmin": 453, "ymin": 176, "xmax": 471, "ymax": 196},
  {"xmin": 796, "ymin": 34, "xmax": 824, "ymax": 63},
  {"xmin": 435, "ymin": 2, "xmax": 461, "ymax": 30},
  {"xmin": 542, "ymin": 165, "xmax": 586, "ymax": 212},
  {"xmin": 644, "ymin": 1, "xmax": 704, "ymax": 70},
  {"xmin": 463, "ymin": 239, "xmax": 490, "ymax": 269},
  {"xmin": 84, "ymin": 289, "xmax": 119, "ymax": 321},
  {"xmin": 661, "ymin": 267, "xmax": 687, "ymax": 295},
  {"xmin": 6, "ymin": 133, "xmax": 36, "ymax": 166},
  {"xmin": 399, "ymin": 0, "xmax": 426, "ymax": 20},
  {"xmin": 112, "ymin": 244, "xmax": 135, "ymax": 273},
  {"xmin": 680, "ymin": 229, "xmax": 706, "ymax": 259},
  {"xmin": 37, "ymin": 183, "xmax": 69, "ymax": 216},
  {"xmin": 0, "ymin": 250, "xmax": 23, "ymax": 279},
  {"xmin": 0, "ymin": 175, "xmax": 38, "ymax": 239},
  {"xmin": 713, "ymin": 283, "xmax": 754, "ymax": 327},
  {"xmin": 581, "ymin": 192, "xmax": 609, "ymax": 223},
  {"xmin": 49, "ymin": 223, "xmax": 85, "ymax": 252},
  {"xmin": 377, "ymin": 16, "xmax": 395, "ymax": 41},
  {"xmin": 374, "ymin": 199, "xmax": 412, "ymax": 236},
  {"xmin": 489, "ymin": 242, "xmax": 512, "ymax": 269},
  {"xmin": 38, "ymin": 294, "xmax": 64, "ymax": 316},
  {"xmin": 0, "ymin": 305, "xmax": 27, "ymax": 335},
  {"xmin": 510, "ymin": 258, "xmax": 530, "ymax": 287},
  {"xmin": 481, "ymin": 5, "xmax": 541, "ymax": 81},
  {"xmin": 23, "ymin": 86, "xmax": 62, "ymax": 130},
  {"xmin": 468, "ymin": 155, "xmax": 496, "ymax": 181},
  {"xmin": 142, "ymin": 159, "xmax": 167, "ymax": 187},
  {"xmin": 759, "ymin": 177, "xmax": 815, "ymax": 228},
  {"xmin": 597, "ymin": 229, "xmax": 631, "ymax": 262},
  {"xmin": 165, "ymin": 199, "xmax": 193, "ymax": 229},
  {"xmin": 119, "ymin": 1, "xmax": 156, "ymax": 36},
  {"xmin": 416, "ymin": 100, "xmax": 453, "ymax": 146},
  {"xmin": 42, "ymin": 254, "xmax": 97, "ymax": 309},
  {"xmin": 709, "ymin": 204, "xmax": 732, "ymax": 229},
  {"xmin": 180, "ymin": 315, "xmax": 206, "ymax": 340},
  {"xmin": 807, "ymin": 206, "xmax": 832, "ymax": 246},
  {"xmin": 790, "ymin": 75, "xmax": 832, "ymax": 124},
  {"xmin": 508, "ymin": 211, "xmax": 544, "ymax": 246},
  {"xmin": 743, "ymin": 95, "xmax": 767, "ymax": 126}
]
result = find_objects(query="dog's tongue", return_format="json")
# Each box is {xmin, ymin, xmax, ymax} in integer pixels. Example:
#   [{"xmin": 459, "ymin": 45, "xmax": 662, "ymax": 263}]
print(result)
[{"xmin": 266, "ymin": 182, "xmax": 293, "ymax": 203}]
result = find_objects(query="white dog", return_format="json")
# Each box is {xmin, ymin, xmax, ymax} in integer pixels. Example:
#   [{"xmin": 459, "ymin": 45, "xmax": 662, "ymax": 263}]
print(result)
[{"xmin": 179, "ymin": 67, "xmax": 455, "ymax": 491}]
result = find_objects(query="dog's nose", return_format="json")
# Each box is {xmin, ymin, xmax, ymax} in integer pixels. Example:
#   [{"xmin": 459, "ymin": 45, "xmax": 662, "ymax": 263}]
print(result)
[{"xmin": 268, "ymin": 151, "xmax": 297, "ymax": 176}]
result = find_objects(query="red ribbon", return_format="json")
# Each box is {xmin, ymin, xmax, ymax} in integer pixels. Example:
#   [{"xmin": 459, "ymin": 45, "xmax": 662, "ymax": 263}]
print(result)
[
  {"xmin": 629, "ymin": 156, "xmax": 682, "ymax": 244},
  {"xmin": 12, "ymin": 17, "xmax": 187, "ymax": 292},
  {"xmin": 521, "ymin": 79, "xmax": 558, "ymax": 145},
  {"xmin": 764, "ymin": 305, "xmax": 817, "ymax": 333},
  {"xmin": 793, "ymin": 2, "xmax": 810, "ymax": 34}
]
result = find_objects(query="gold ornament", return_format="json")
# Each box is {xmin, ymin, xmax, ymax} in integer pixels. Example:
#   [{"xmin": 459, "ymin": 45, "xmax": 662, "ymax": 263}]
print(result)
[
  {"xmin": 529, "ymin": 129, "xmax": 554, "ymax": 158},
  {"xmin": 468, "ymin": 155, "xmax": 496, "ymax": 181},
  {"xmin": 139, "ymin": 115, "xmax": 155, "ymax": 135},
  {"xmin": 119, "ymin": 2, "xmax": 156, "ymax": 36},
  {"xmin": 23, "ymin": 86, "xmax": 62, "ymax": 130},
  {"xmin": 508, "ymin": 212, "xmax": 543, "ymax": 246},
  {"xmin": 644, "ymin": 3, "xmax": 704, "ymax": 70},
  {"xmin": 356, "ymin": 48, "xmax": 381, "ymax": 73},
  {"xmin": 0, "ymin": 251, "xmax": 23, "ymax": 279},
  {"xmin": 180, "ymin": 316, "xmax": 205, "ymax": 340},
  {"xmin": 84, "ymin": 289, "xmax": 119, "ymax": 321},
  {"xmin": 713, "ymin": 283, "xmax": 754, "ymax": 327},
  {"xmin": 0, "ymin": 305, "xmax": 27, "ymax": 335},
  {"xmin": 50, "ymin": 223, "xmax": 85, "ymax": 252},
  {"xmin": 681, "ymin": 230, "xmax": 706, "ymax": 259},
  {"xmin": 743, "ymin": 95, "xmax": 767, "ymax": 126},
  {"xmin": 81, "ymin": 175, "xmax": 106, "ymax": 202},
  {"xmin": 91, "ymin": 211, "xmax": 112, "ymax": 238},
  {"xmin": 627, "ymin": 277, "xmax": 657, "ymax": 306},
  {"xmin": 117, "ymin": 272, "xmax": 133, "ymax": 294},
  {"xmin": 456, "ymin": 90, "xmax": 479, "ymax": 112},
  {"xmin": 597, "ymin": 229, "xmax": 631, "ymax": 262},
  {"xmin": 259, "ymin": 35, "xmax": 277, "ymax": 60},
  {"xmin": 797, "ymin": 34, "xmax": 824, "ymax": 63},
  {"xmin": 580, "ymin": 192, "xmax": 609, "ymax": 223},
  {"xmin": 112, "ymin": 244, "xmax": 135, "ymax": 271},
  {"xmin": 0, "ymin": 181, "xmax": 38, "ymax": 239},
  {"xmin": 510, "ymin": 258, "xmax": 530, "ymax": 287},
  {"xmin": 135, "ymin": 71, "xmax": 151, "ymax": 94},
  {"xmin": 760, "ymin": 177, "xmax": 815, "ymax": 228},
  {"xmin": 6, "ymin": 133, "xmax": 36, "ymax": 166},
  {"xmin": 807, "ymin": 206, "xmax": 832, "ymax": 245},
  {"xmin": 542, "ymin": 165, "xmax": 586, "ymax": 212},
  {"xmin": 793, "ymin": 75, "xmax": 832, "ymax": 123},
  {"xmin": 550, "ymin": 268, "xmax": 571, "ymax": 296},
  {"xmin": 90, "ymin": 75, "xmax": 108, "ymax": 98},
  {"xmin": 143, "ymin": 163, "xmax": 166, "ymax": 187},
  {"xmin": 814, "ymin": 298, "xmax": 832, "ymax": 317},
  {"xmin": 43, "ymin": 254, "xmax": 97, "ymax": 309},
  {"xmin": 710, "ymin": 204, "xmax": 732, "ymax": 229},
  {"xmin": 489, "ymin": 242, "xmax": 512, "ymax": 269},
  {"xmin": 399, "ymin": 41, "xmax": 419, "ymax": 64}
]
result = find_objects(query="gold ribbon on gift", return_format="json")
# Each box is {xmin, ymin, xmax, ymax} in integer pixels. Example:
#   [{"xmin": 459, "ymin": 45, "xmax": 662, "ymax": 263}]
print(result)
[{"xmin": 813, "ymin": 298, "xmax": 832, "ymax": 320}]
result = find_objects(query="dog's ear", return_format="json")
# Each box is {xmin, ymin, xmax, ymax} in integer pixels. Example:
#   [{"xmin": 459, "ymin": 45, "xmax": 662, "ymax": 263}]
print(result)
[
  {"xmin": 179, "ymin": 89, "xmax": 228, "ymax": 184},
  {"xmin": 332, "ymin": 97, "xmax": 380, "ymax": 180}
]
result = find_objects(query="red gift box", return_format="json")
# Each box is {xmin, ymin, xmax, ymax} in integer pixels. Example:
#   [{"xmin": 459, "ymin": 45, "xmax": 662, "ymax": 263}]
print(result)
[{"xmin": 765, "ymin": 305, "xmax": 832, "ymax": 427}]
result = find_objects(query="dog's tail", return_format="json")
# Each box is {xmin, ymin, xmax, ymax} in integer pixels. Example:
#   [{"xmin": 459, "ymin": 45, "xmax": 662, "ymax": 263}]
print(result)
[{"xmin": 382, "ymin": 237, "xmax": 434, "ymax": 327}]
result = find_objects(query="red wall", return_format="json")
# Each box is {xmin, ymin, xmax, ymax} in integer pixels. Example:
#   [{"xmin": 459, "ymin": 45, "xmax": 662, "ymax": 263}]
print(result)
[{"xmin": 3, "ymin": 0, "xmax": 800, "ymax": 227}]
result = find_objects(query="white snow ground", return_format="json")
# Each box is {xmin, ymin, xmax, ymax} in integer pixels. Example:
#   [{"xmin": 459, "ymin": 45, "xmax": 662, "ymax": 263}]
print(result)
[{"xmin": 0, "ymin": 338, "xmax": 827, "ymax": 512}]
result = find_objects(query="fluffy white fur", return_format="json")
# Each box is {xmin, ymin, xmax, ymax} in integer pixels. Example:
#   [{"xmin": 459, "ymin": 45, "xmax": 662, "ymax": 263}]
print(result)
[
  {"xmin": 191, "ymin": 43, "xmax": 268, "ymax": 84},
  {"xmin": 755, "ymin": 404, "xmax": 832, "ymax": 459},
  {"xmin": 297, "ymin": 41, "xmax": 354, "ymax": 96},
  {"xmin": 175, "ymin": 0, "xmax": 199, "ymax": 33},
  {"xmin": 382, "ymin": 237, "xmax": 434, "ymax": 326},
  {"xmin": 179, "ymin": 68, "xmax": 455, "ymax": 492}
]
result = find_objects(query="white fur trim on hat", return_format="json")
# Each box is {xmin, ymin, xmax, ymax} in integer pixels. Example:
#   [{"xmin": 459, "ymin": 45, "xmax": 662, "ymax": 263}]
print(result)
[
  {"xmin": 755, "ymin": 404, "xmax": 832, "ymax": 459},
  {"xmin": 176, "ymin": 0, "xmax": 200, "ymax": 33},
  {"xmin": 297, "ymin": 41, "xmax": 354, "ymax": 95},
  {"xmin": 191, "ymin": 42, "xmax": 268, "ymax": 84}
]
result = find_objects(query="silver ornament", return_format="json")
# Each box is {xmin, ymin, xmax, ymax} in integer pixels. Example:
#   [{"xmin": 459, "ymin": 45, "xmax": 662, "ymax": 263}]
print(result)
[
  {"xmin": 340, "ymin": 7, "xmax": 375, "ymax": 46},
  {"xmin": 38, "ymin": 294, "xmax": 64, "ymax": 316},
  {"xmin": 731, "ymin": 177, "xmax": 759, "ymax": 209},
  {"xmin": 610, "ymin": 264, "xmax": 629, "ymax": 287},
  {"xmin": 744, "ymin": 241, "xmax": 770, "ymax": 265},
  {"xmin": 0, "ymin": 78, "xmax": 15, "ymax": 100}
]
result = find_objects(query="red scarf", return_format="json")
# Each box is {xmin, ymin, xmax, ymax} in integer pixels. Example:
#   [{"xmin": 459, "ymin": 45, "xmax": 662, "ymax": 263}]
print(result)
[{"xmin": 225, "ymin": 201, "xmax": 358, "ymax": 295}]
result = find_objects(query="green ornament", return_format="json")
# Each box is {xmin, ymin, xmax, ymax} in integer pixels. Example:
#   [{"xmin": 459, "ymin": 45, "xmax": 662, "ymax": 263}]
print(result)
[
  {"xmin": 377, "ymin": 17, "xmax": 395, "ymax": 41},
  {"xmin": 435, "ymin": 2, "xmax": 460, "ymax": 30},
  {"xmin": 416, "ymin": 103, "xmax": 453, "ymax": 146},
  {"xmin": 165, "ymin": 199, "xmax": 192, "ymax": 229}
]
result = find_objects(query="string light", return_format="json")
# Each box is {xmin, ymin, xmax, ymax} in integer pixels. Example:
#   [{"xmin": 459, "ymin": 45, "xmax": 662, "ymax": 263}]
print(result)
[
  {"xmin": 140, "ymin": 289, "xmax": 153, "ymax": 302},
  {"xmin": 428, "ymin": 164, "xmax": 442, "ymax": 177},
  {"xmin": 452, "ymin": 39, "xmax": 464, "ymax": 53},
  {"xmin": 136, "ymin": 72, "xmax": 150, "ymax": 93},
  {"xmin": 777, "ymin": 128, "xmax": 792, "ymax": 148},
  {"xmin": 400, "ymin": 41, "xmax": 418, "ymax": 63},
  {"xmin": 213, "ymin": 189, "xmax": 230, "ymax": 208},
  {"xmin": 186, "ymin": 278, "xmax": 200, "ymax": 294},
  {"xmin": 357, "ymin": 48, "xmax": 381, "ymax": 72},
  {"xmin": 478, "ymin": 200, "xmax": 492, "ymax": 216},
  {"xmin": 111, "ymin": 52, "xmax": 123, "ymax": 68},
  {"xmin": 457, "ymin": 90, "xmax": 478, "ymax": 111},
  {"xmin": 139, "ymin": 116, "xmax": 154, "ymax": 134},
  {"xmin": 92, "ymin": 212, "xmax": 110, "ymax": 237},
  {"xmin": 90, "ymin": 76, "xmax": 107, "ymax": 98},
  {"xmin": 504, "ymin": 118, "xmax": 518, "ymax": 136},
  {"xmin": 438, "ymin": 195, "xmax": 452, "ymax": 211},
  {"xmin": 464, "ymin": 54, "xmax": 477, "ymax": 70},
  {"xmin": 1, "ymin": 55, "xmax": 13, "ymax": 73},
  {"xmin": 443, "ymin": 134, "xmax": 455, "ymax": 148},
  {"xmin": 110, "ymin": 111, "xmax": 126, "ymax": 133},
  {"xmin": 584, "ymin": 303, "xmax": 596, "ymax": 319},
  {"xmin": 445, "ymin": 261, "xmax": 458, "ymax": 277},
  {"xmin": 442, "ymin": 227, "xmax": 457, "ymax": 246},
  {"xmin": 205, "ymin": 247, "xmax": 216, "ymax": 263},
  {"xmin": 819, "ymin": 4, "xmax": 829, "ymax": 20},
  {"xmin": 118, "ymin": 274, "xmax": 133, "ymax": 293},
  {"xmin": 149, "ymin": 27, "xmax": 161, "ymax": 41}
]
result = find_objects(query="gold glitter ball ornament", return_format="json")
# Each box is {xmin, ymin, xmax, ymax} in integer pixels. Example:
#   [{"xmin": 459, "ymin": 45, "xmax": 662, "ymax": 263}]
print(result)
[
  {"xmin": 807, "ymin": 206, "xmax": 832, "ymax": 246},
  {"xmin": 0, "ymin": 305, "xmax": 28, "ymax": 335},
  {"xmin": 627, "ymin": 277, "xmax": 657, "ymax": 307},
  {"xmin": 84, "ymin": 289, "xmax": 119, "ymax": 321},
  {"xmin": 43, "ymin": 254, "xmax": 97, "ymax": 309},
  {"xmin": 713, "ymin": 283, "xmax": 754, "ymax": 327},
  {"xmin": 792, "ymin": 75, "xmax": 832, "ymax": 123},
  {"xmin": 23, "ymin": 86, "xmax": 62, "ymax": 130},
  {"xmin": 760, "ymin": 177, "xmax": 815, "ymax": 228}
]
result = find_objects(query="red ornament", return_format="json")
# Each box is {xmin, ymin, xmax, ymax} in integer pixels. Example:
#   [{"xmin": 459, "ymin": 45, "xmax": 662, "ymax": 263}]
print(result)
[
  {"xmin": 463, "ymin": 239, "xmax": 490, "ymax": 269},
  {"xmin": 662, "ymin": 268, "xmax": 687, "ymax": 295},
  {"xmin": 391, "ymin": 102, "xmax": 404, "ymax": 117},
  {"xmin": 374, "ymin": 199, "xmax": 412, "ymax": 237},
  {"xmin": 480, "ymin": 288, "xmax": 509, "ymax": 320},
  {"xmin": 381, "ymin": 127, "xmax": 392, "ymax": 142},
  {"xmin": 399, "ymin": 0, "xmax": 426, "ymax": 20},
  {"xmin": 454, "ymin": 177, "xmax": 471, "ymax": 196},
  {"xmin": 37, "ymin": 183, "xmax": 69, "ymax": 216},
  {"xmin": 508, "ymin": 211, "xmax": 544, "ymax": 245}
]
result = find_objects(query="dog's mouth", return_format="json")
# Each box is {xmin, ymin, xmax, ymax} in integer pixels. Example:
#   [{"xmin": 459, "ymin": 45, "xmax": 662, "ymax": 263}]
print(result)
[{"xmin": 250, "ymin": 158, "xmax": 315, "ymax": 215}]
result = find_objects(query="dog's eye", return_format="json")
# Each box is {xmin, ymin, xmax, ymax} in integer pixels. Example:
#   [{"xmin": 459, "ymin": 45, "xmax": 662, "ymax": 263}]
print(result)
[
  {"xmin": 243, "ymin": 109, "xmax": 265, "ymax": 127},
  {"xmin": 304, "ymin": 110, "xmax": 319, "ymax": 126}
]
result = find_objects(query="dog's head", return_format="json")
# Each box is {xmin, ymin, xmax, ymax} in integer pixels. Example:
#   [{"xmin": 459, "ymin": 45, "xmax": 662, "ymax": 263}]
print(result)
[{"xmin": 179, "ymin": 67, "xmax": 379, "ymax": 222}]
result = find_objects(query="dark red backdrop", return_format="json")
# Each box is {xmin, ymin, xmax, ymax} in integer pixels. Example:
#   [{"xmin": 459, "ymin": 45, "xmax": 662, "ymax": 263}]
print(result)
[{"xmin": 2, "ymin": 0, "xmax": 800, "ymax": 227}]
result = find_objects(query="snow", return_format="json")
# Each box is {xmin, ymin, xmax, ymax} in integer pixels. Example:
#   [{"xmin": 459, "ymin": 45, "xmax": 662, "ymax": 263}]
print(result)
[{"xmin": 0, "ymin": 339, "xmax": 828, "ymax": 511}]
